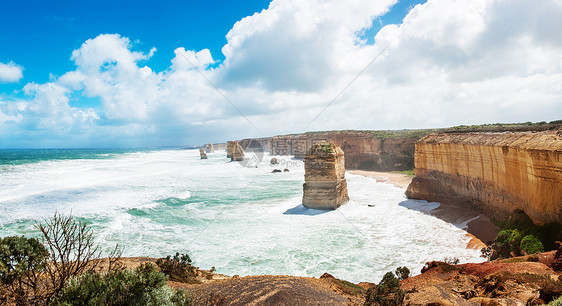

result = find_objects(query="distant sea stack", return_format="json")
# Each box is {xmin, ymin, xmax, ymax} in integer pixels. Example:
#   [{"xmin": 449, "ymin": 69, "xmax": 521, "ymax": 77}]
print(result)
[
  {"xmin": 406, "ymin": 131, "xmax": 562, "ymax": 224},
  {"xmin": 227, "ymin": 141, "xmax": 244, "ymax": 162},
  {"xmin": 199, "ymin": 148, "xmax": 208, "ymax": 159},
  {"xmin": 204, "ymin": 143, "xmax": 215, "ymax": 153},
  {"xmin": 302, "ymin": 142, "xmax": 349, "ymax": 210},
  {"xmin": 226, "ymin": 141, "xmax": 236, "ymax": 159}
]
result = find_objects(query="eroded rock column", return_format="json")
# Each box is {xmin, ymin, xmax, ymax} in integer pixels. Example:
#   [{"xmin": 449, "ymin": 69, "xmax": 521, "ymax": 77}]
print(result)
[
  {"xmin": 199, "ymin": 148, "xmax": 208, "ymax": 159},
  {"xmin": 302, "ymin": 142, "xmax": 349, "ymax": 209}
]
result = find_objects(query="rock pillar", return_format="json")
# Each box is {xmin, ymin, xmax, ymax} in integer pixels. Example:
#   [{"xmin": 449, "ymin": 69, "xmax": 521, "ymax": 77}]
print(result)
[
  {"xmin": 199, "ymin": 148, "xmax": 208, "ymax": 159},
  {"xmin": 231, "ymin": 142, "xmax": 245, "ymax": 161},
  {"xmin": 302, "ymin": 142, "xmax": 349, "ymax": 209}
]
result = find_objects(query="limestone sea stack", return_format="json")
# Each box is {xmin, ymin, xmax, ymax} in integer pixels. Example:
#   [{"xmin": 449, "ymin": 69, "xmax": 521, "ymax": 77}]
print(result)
[
  {"xmin": 302, "ymin": 142, "xmax": 349, "ymax": 209},
  {"xmin": 199, "ymin": 148, "xmax": 208, "ymax": 159},
  {"xmin": 226, "ymin": 141, "xmax": 235, "ymax": 158},
  {"xmin": 231, "ymin": 142, "xmax": 245, "ymax": 161},
  {"xmin": 204, "ymin": 143, "xmax": 215, "ymax": 153}
]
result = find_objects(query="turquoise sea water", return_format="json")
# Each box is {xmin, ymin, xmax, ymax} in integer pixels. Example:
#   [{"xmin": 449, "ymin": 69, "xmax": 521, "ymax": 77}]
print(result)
[{"xmin": 0, "ymin": 149, "xmax": 483, "ymax": 283}]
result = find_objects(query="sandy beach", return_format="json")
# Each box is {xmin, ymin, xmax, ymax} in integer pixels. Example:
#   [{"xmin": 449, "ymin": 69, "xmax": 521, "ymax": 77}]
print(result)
[
  {"xmin": 349, "ymin": 170, "xmax": 414, "ymax": 188},
  {"xmin": 351, "ymin": 170, "xmax": 498, "ymax": 248}
]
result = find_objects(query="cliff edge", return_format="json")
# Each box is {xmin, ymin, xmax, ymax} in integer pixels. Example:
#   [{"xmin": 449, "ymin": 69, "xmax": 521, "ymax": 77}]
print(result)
[{"xmin": 406, "ymin": 131, "xmax": 562, "ymax": 225}]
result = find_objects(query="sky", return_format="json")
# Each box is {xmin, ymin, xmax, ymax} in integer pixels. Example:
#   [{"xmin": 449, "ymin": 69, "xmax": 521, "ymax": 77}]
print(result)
[{"xmin": 0, "ymin": 0, "xmax": 561, "ymax": 148}]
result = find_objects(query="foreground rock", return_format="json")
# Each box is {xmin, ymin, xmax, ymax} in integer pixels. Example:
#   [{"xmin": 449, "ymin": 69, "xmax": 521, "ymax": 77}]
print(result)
[
  {"xmin": 402, "ymin": 251, "xmax": 561, "ymax": 305},
  {"xmin": 199, "ymin": 148, "xmax": 207, "ymax": 159},
  {"xmin": 179, "ymin": 275, "xmax": 365, "ymax": 305},
  {"xmin": 66, "ymin": 254, "xmax": 562, "ymax": 305},
  {"xmin": 406, "ymin": 131, "xmax": 562, "ymax": 224},
  {"xmin": 302, "ymin": 142, "xmax": 349, "ymax": 210}
]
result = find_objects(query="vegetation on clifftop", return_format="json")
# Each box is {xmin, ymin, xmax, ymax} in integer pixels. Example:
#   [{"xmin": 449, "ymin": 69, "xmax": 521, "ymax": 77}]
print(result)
[{"xmin": 0, "ymin": 213, "xmax": 191, "ymax": 305}]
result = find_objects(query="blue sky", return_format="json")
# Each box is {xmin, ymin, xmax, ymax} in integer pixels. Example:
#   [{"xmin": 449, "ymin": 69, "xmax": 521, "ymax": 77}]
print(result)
[{"xmin": 1, "ymin": 0, "xmax": 561, "ymax": 148}]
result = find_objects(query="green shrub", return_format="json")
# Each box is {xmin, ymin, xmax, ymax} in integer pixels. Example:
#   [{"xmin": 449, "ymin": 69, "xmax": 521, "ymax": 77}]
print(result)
[
  {"xmin": 497, "ymin": 210, "xmax": 562, "ymax": 251},
  {"xmin": 0, "ymin": 235, "xmax": 49, "ymax": 304},
  {"xmin": 495, "ymin": 230, "xmax": 513, "ymax": 245},
  {"xmin": 365, "ymin": 272, "xmax": 406, "ymax": 306},
  {"xmin": 520, "ymin": 235, "xmax": 544, "ymax": 254},
  {"xmin": 156, "ymin": 253, "xmax": 199, "ymax": 284},
  {"xmin": 395, "ymin": 266, "xmax": 410, "ymax": 281},
  {"xmin": 548, "ymin": 295, "xmax": 562, "ymax": 306},
  {"xmin": 57, "ymin": 263, "xmax": 191, "ymax": 306}
]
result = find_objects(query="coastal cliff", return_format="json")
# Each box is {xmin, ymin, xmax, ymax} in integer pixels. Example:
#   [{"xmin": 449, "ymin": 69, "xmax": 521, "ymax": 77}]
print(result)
[
  {"xmin": 406, "ymin": 131, "xmax": 562, "ymax": 225},
  {"xmin": 269, "ymin": 130, "xmax": 428, "ymax": 170}
]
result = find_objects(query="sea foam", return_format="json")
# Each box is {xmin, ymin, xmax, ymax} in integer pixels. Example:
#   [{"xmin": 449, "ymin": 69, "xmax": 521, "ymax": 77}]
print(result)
[{"xmin": 0, "ymin": 149, "xmax": 483, "ymax": 283}]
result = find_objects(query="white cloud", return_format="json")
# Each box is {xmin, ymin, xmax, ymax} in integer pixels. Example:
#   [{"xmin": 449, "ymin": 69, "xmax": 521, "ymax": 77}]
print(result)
[
  {"xmin": 0, "ymin": 62, "xmax": 24, "ymax": 83},
  {"xmin": 2, "ymin": 0, "xmax": 562, "ymax": 147}
]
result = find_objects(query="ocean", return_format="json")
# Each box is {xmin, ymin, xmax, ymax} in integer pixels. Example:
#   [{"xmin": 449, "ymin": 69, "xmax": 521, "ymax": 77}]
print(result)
[{"xmin": 0, "ymin": 148, "xmax": 483, "ymax": 283}]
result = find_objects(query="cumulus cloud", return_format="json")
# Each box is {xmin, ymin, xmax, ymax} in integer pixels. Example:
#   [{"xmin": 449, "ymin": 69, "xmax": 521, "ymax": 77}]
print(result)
[
  {"xmin": 0, "ymin": 62, "xmax": 24, "ymax": 83},
  {"xmin": 1, "ymin": 0, "xmax": 562, "ymax": 147}
]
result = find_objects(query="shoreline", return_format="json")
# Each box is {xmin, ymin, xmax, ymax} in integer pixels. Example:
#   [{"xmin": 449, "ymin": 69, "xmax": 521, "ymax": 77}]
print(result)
[{"xmin": 350, "ymin": 170, "xmax": 498, "ymax": 248}]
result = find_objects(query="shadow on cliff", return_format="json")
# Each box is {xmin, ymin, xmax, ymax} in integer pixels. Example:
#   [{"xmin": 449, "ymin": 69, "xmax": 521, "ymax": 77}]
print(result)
[{"xmin": 283, "ymin": 204, "xmax": 331, "ymax": 216}]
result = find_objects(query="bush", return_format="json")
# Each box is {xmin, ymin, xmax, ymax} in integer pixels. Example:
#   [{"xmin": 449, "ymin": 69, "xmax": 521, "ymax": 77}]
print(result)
[
  {"xmin": 548, "ymin": 295, "xmax": 562, "ymax": 306},
  {"xmin": 365, "ymin": 272, "xmax": 406, "ymax": 306},
  {"xmin": 495, "ymin": 230, "xmax": 513, "ymax": 245},
  {"xmin": 36, "ymin": 212, "xmax": 104, "ymax": 300},
  {"xmin": 156, "ymin": 253, "xmax": 199, "ymax": 284},
  {"xmin": 0, "ymin": 236, "xmax": 49, "ymax": 304},
  {"xmin": 57, "ymin": 263, "xmax": 191, "ymax": 305},
  {"xmin": 497, "ymin": 210, "xmax": 562, "ymax": 251},
  {"xmin": 394, "ymin": 266, "xmax": 410, "ymax": 281},
  {"xmin": 520, "ymin": 235, "xmax": 544, "ymax": 254}
]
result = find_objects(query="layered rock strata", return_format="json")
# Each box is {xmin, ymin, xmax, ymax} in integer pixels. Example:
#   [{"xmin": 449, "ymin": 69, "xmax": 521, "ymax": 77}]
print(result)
[
  {"xmin": 199, "ymin": 148, "xmax": 207, "ymax": 159},
  {"xmin": 226, "ymin": 141, "xmax": 236, "ymax": 159},
  {"xmin": 230, "ymin": 141, "xmax": 244, "ymax": 162},
  {"xmin": 302, "ymin": 142, "xmax": 349, "ymax": 209},
  {"xmin": 406, "ymin": 131, "xmax": 562, "ymax": 224},
  {"xmin": 270, "ymin": 131, "xmax": 422, "ymax": 170}
]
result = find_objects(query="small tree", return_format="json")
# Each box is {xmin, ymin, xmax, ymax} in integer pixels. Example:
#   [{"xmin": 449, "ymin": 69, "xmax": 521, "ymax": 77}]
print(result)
[
  {"xmin": 156, "ymin": 253, "xmax": 198, "ymax": 284},
  {"xmin": 365, "ymin": 271, "xmax": 406, "ymax": 306},
  {"xmin": 35, "ymin": 212, "xmax": 102, "ymax": 300},
  {"xmin": 0, "ymin": 236, "xmax": 49, "ymax": 304},
  {"xmin": 394, "ymin": 266, "xmax": 410, "ymax": 281}
]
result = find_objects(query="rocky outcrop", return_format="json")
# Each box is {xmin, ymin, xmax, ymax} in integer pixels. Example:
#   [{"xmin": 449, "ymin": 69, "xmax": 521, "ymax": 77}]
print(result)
[
  {"xmin": 199, "ymin": 148, "xmax": 207, "ymax": 159},
  {"xmin": 302, "ymin": 142, "xmax": 349, "ymax": 210},
  {"xmin": 204, "ymin": 143, "xmax": 215, "ymax": 153},
  {"xmin": 402, "ymin": 251, "xmax": 562, "ymax": 305},
  {"xmin": 406, "ymin": 131, "xmax": 562, "ymax": 224}
]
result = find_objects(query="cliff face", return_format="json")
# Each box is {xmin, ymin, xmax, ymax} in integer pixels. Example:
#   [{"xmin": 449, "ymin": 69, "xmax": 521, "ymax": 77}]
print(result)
[
  {"xmin": 270, "ymin": 131, "xmax": 419, "ymax": 171},
  {"xmin": 406, "ymin": 131, "xmax": 562, "ymax": 224},
  {"xmin": 302, "ymin": 142, "xmax": 349, "ymax": 210}
]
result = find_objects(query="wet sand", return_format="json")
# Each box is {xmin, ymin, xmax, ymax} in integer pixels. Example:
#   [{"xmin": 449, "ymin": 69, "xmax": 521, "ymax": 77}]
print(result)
[{"xmin": 351, "ymin": 170, "xmax": 499, "ymax": 248}]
